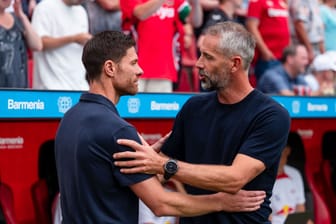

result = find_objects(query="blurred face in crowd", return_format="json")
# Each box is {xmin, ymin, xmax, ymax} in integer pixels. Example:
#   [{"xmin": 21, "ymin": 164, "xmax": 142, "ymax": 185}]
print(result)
[
  {"xmin": 112, "ymin": 47, "xmax": 143, "ymax": 96},
  {"xmin": 288, "ymin": 45, "xmax": 309, "ymax": 76},
  {"xmin": 0, "ymin": 0, "xmax": 12, "ymax": 10},
  {"xmin": 196, "ymin": 34, "xmax": 233, "ymax": 91}
]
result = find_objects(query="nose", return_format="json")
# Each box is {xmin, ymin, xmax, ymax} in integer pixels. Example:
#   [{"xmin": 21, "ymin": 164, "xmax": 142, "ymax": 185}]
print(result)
[
  {"xmin": 195, "ymin": 56, "xmax": 203, "ymax": 69},
  {"xmin": 136, "ymin": 65, "xmax": 144, "ymax": 77}
]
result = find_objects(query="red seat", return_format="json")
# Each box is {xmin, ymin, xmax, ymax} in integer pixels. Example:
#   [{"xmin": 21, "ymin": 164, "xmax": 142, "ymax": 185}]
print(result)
[
  {"xmin": 309, "ymin": 169, "xmax": 332, "ymax": 224},
  {"xmin": 287, "ymin": 132, "xmax": 332, "ymax": 224},
  {"xmin": 0, "ymin": 182, "xmax": 17, "ymax": 224},
  {"xmin": 320, "ymin": 161, "xmax": 336, "ymax": 224},
  {"xmin": 321, "ymin": 131, "xmax": 336, "ymax": 224},
  {"xmin": 31, "ymin": 179, "xmax": 52, "ymax": 224}
]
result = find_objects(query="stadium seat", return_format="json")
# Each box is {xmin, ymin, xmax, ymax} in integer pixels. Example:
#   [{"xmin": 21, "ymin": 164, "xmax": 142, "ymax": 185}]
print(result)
[
  {"xmin": 31, "ymin": 179, "xmax": 52, "ymax": 224},
  {"xmin": 321, "ymin": 132, "xmax": 336, "ymax": 224},
  {"xmin": 0, "ymin": 182, "xmax": 17, "ymax": 224},
  {"xmin": 287, "ymin": 132, "xmax": 332, "ymax": 224}
]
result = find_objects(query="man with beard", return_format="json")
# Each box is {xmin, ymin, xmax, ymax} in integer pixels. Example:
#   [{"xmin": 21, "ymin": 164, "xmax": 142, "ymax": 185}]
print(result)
[
  {"xmin": 113, "ymin": 21, "xmax": 291, "ymax": 223},
  {"xmin": 55, "ymin": 30, "xmax": 266, "ymax": 223}
]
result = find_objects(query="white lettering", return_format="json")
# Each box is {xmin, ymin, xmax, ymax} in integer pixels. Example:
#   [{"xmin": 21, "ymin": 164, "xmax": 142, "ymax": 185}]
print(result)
[
  {"xmin": 154, "ymin": 7, "xmax": 175, "ymax": 19},
  {"xmin": 297, "ymin": 129, "xmax": 314, "ymax": 139},
  {"xmin": 307, "ymin": 102, "xmax": 328, "ymax": 112},
  {"xmin": 268, "ymin": 8, "xmax": 288, "ymax": 17},
  {"xmin": 0, "ymin": 136, "xmax": 24, "ymax": 145},
  {"xmin": 8, "ymin": 99, "xmax": 45, "ymax": 110},
  {"xmin": 0, "ymin": 136, "xmax": 24, "ymax": 150},
  {"xmin": 150, "ymin": 101, "xmax": 180, "ymax": 111}
]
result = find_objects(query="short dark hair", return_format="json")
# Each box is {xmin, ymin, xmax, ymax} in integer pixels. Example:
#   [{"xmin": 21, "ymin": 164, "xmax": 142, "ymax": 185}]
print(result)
[
  {"xmin": 82, "ymin": 31, "xmax": 136, "ymax": 82},
  {"xmin": 280, "ymin": 44, "xmax": 302, "ymax": 63}
]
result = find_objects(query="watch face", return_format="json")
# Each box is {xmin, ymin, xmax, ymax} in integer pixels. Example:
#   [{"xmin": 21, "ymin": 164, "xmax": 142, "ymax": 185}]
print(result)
[{"xmin": 165, "ymin": 160, "xmax": 178, "ymax": 174}]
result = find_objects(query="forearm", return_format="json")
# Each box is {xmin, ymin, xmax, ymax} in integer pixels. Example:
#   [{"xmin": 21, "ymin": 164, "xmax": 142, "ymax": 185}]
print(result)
[
  {"xmin": 246, "ymin": 20, "xmax": 272, "ymax": 59},
  {"xmin": 152, "ymin": 191, "xmax": 222, "ymax": 217},
  {"xmin": 19, "ymin": 13, "xmax": 42, "ymax": 51},
  {"xmin": 294, "ymin": 21, "xmax": 312, "ymax": 52},
  {"xmin": 41, "ymin": 35, "xmax": 76, "ymax": 50},
  {"xmin": 143, "ymin": 156, "xmax": 245, "ymax": 193},
  {"xmin": 114, "ymin": 141, "xmax": 262, "ymax": 193},
  {"xmin": 133, "ymin": 0, "xmax": 165, "ymax": 20},
  {"xmin": 189, "ymin": 0, "xmax": 203, "ymax": 28},
  {"xmin": 174, "ymin": 161, "xmax": 244, "ymax": 194}
]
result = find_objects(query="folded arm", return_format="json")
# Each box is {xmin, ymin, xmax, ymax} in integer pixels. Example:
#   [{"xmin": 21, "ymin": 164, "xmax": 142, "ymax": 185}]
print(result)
[{"xmin": 114, "ymin": 139, "xmax": 265, "ymax": 194}]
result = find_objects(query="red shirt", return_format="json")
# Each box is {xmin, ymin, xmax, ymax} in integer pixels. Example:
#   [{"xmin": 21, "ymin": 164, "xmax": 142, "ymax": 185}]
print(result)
[
  {"xmin": 121, "ymin": 0, "xmax": 187, "ymax": 82},
  {"xmin": 247, "ymin": 0, "xmax": 290, "ymax": 59}
]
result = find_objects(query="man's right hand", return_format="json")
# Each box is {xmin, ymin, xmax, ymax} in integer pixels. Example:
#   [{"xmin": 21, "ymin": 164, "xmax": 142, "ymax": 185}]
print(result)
[{"xmin": 218, "ymin": 190, "xmax": 266, "ymax": 212}]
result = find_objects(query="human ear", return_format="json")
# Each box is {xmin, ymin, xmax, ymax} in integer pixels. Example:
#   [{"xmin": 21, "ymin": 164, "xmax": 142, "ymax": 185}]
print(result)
[
  {"xmin": 231, "ymin": 56, "xmax": 242, "ymax": 73},
  {"xmin": 104, "ymin": 60, "xmax": 116, "ymax": 78}
]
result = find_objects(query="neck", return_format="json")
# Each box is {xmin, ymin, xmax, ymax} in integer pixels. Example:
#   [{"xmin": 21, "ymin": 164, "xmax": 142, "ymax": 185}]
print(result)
[
  {"xmin": 89, "ymin": 80, "xmax": 119, "ymax": 105},
  {"xmin": 217, "ymin": 72, "xmax": 254, "ymax": 104},
  {"xmin": 220, "ymin": 2, "xmax": 235, "ymax": 18},
  {"xmin": 278, "ymin": 167, "xmax": 285, "ymax": 175}
]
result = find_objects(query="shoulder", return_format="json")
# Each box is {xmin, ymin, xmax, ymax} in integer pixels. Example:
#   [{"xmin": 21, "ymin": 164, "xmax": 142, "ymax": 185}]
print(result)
[
  {"xmin": 185, "ymin": 91, "xmax": 214, "ymax": 103},
  {"xmin": 251, "ymin": 90, "xmax": 290, "ymax": 121},
  {"xmin": 177, "ymin": 92, "xmax": 216, "ymax": 116},
  {"xmin": 297, "ymin": 75, "xmax": 308, "ymax": 85}
]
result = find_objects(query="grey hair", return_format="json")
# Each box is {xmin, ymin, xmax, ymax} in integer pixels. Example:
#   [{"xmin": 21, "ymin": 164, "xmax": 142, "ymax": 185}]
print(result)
[{"xmin": 204, "ymin": 21, "xmax": 256, "ymax": 71}]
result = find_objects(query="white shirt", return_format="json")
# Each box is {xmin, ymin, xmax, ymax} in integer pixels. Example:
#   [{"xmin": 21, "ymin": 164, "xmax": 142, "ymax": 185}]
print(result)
[
  {"xmin": 270, "ymin": 165, "xmax": 306, "ymax": 224},
  {"xmin": 32, "ymin": 0, "xmax": 89, "ymax": 90}
]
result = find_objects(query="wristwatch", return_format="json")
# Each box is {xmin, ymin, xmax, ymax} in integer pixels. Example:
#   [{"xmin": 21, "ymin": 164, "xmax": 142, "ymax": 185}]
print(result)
[{"xmin": 163, "ymin": 158, "xmax": 178, "ymax": 180}]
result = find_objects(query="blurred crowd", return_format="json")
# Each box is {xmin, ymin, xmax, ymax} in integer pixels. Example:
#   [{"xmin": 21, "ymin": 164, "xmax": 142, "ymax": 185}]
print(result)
[{"xmin": 1, "ymin": 0, "xmax": 336, "ymax": 96}]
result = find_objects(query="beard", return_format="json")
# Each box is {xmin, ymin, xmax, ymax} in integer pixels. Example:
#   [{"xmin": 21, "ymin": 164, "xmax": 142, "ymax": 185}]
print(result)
[
  {"xmin": 200, "ymin": 69, "xmax": 230, "ymax": 91},
  {"xmin": 200, "ymin": 76, "xmax": 216, "ymax": 91}
]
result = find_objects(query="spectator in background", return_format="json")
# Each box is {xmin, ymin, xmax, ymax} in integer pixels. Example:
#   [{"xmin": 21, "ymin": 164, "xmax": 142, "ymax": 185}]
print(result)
[
  {"xmin": 120, "ymin": 0, "xmax": 203, "ymax": 93},
  {"xmin": 31, "ymin": 0, "xmax": 92, "ymax": 90},
  {"xmin": 0, "ymin": 0, "xmax": 42, "ymax": 88},
  {"xmin": 84, "ymin": 0, "xmax": 121, "ymax": 35},
  {"xmin": 319, "ymin": 0, "xmax": 336, "ymax": 52},
  {"xmin": 193, "ymin": 0, "xmax": 219, "ymax": 39},
  {"xmin": 197, "ymin": 0, "xmax": 242, "ymax": 49},
  {"xmin": 246, "ymin": 0, "xmax": 291, "ymax": 81},
  {"xmin": 270, "ymin": 143, "xmax": 313, "ymax": 224},
  {"xmin": 305, "ymin": 53, "xmax": 336, "ymax": 96},
  {"xmin": 288, "ymin": 0, "xmax": 325, "ymax": 63},
  {"xmin": 175, "ymin": 21, "xmax": 199, "ymax": 92},
  {"xmin": 257, "ymin": 45, "xmax": 310, "ymax": 96}
]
